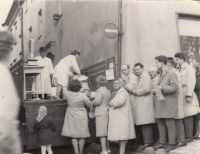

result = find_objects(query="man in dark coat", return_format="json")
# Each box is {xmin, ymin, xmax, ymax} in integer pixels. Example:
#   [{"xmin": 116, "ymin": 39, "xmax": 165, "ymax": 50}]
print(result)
[{"xmin": 153, "ymin": 55, "xmax": 179, "ymax": 152}]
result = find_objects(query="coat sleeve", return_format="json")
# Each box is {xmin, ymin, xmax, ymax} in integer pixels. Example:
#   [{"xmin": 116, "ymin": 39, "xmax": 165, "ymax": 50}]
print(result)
[
  {"xmin": 112, "ymin": 90, "xmax": 127, "ymax": 108},
  {"xmin": 48, "ymin": 58, "xmax": 54, "ymax": 74},
  {"xmin": 186, "ymin": 66, "xmax": 196, "ymax": 96},
  {"xmin": 33, "ymin": 121, "xmax": 39, "ymax": 133},
  {"xmin": 135, "ymin": 75, "xmax": 151, "ymax": 96},
  {"xmin": 83, "ymin": 94, "xmax": 91, "ymax": 108},
  {"xmin": 71, "ymin": 56, "xmax": 81, "ymax": 75},
  {"xmin": 163, "ymin": 71, "xmax": 179, "ymax": 94},
  {"xmin": 93, "ymin": 89, "xmax": 103, "ymax": 106}
]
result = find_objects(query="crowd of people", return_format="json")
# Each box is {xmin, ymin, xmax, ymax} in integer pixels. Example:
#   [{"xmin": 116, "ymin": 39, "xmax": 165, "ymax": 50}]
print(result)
[
  {"xmin": 49, "ymin": 52, "xmax": 200, "ymax": 154},
  {"xmin": 1, "ymin": 30, "xmax": 200, "ymax": 154}
]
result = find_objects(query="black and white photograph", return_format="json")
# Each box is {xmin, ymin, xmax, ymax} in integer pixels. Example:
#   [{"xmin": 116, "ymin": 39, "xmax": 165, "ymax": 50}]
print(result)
[{"xmin": 0, "ymin": 0, "xmax": 200, "ymax": 154}]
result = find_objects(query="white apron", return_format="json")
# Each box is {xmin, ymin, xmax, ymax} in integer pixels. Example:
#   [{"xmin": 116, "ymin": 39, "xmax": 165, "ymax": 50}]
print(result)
[{"xmin": 32, "ymin": 56, "xmax": 54, "ymax": 95}]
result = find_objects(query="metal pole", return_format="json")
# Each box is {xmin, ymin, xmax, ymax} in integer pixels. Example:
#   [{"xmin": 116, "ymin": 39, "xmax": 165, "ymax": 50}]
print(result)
[{"xmin": 118, "ymin": 0, "xmax": 123, "ymax": 77}]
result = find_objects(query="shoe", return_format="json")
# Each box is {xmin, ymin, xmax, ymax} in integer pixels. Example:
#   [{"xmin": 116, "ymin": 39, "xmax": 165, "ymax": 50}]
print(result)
[
  {"xmin": 107, "ymin": 150, "xmax": 111, "ymax": 154},
  {"xmin": 164, "ymin": 144, "xmax": 176, "ymax": 152},
  {"xmin": 152, "ymin": 144, "xmax": 166, "ymax": 150},
  {"xmin": 140, "ymin": 143, "xmax": 153, "ymax": 150},
  {"xmin": 195, "ymin": 137, "xmax": 200, "ymax": 140},
  {"xmin": 176, "ymin": 142, "xmax": 186, "ymax": 147},
  {"xmin": 185, "ymin": 137, "xmax": 194, "ymax": 143}
]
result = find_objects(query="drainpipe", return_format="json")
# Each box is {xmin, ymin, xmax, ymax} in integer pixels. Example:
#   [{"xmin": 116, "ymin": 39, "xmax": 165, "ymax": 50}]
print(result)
[
  {"xmin": 20, "ymin": 7, "xmax": 24, "ymax": 64},
  {"xmin": 117, "ymin": 0, "xmax": 123, "ymax": 77}
]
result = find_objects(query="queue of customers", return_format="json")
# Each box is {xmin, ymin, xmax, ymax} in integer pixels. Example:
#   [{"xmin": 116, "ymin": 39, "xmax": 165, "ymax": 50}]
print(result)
[{"xmin": 33, "ymin": 52, "xmax": 200, "ymax": 154}]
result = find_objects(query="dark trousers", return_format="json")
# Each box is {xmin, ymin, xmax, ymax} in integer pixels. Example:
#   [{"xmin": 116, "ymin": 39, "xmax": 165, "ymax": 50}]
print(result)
[
  {"xmin": 156, "ymin": 118, "xmax": 176, "ymax": 145},
  {"xmin": 142, "ymin": 124, "xmax": 153, "ymax": 144},
  {"xmin": 152, "ymin": 122, "xmax": 159, "ymax": 143},
  {"xmin": 184, "ymin": 116, "xmax": 194, "ymax": 138},
  {"xmin": 175, "ymin": 119, "xmax": 185, "ymax": 143},
  {"xmin": 194, "ymin": 113, "xmax": 200, "ymax": 137}
]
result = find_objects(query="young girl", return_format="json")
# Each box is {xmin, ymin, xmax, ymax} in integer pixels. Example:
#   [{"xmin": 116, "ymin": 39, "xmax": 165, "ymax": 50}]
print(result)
[{"xmin": 33, "ymin": 106, "xmax": 56, "ymax": 154}]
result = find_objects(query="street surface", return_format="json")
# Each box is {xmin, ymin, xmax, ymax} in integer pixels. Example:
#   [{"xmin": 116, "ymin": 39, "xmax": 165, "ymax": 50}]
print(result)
[{"xmin": 23, "ymin": 139, "xmax": 200, "ymax": 154}]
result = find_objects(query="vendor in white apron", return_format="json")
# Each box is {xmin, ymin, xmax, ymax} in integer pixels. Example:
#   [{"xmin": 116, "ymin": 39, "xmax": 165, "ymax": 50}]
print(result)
[
  {"xmin": 32, "ymin": 47, "xmax": 54, "ymax": 97},
  {"xmin": 54, "ymin": 50, "xmax": 81, "ymax": 99}
]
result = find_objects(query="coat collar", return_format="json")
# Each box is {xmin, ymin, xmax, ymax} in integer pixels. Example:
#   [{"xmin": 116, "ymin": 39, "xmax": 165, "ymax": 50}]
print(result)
[
  {"xmin": 181, "ymin": 62, "xmax": 188, "ymax": 69},
  {"xmin": 157, "ymin": 66, "xmax": 170, "ymax": 85}
]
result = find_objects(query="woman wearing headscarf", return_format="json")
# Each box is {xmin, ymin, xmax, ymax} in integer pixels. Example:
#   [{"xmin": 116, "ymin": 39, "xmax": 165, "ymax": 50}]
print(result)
[
  {"xmin": 33, "ymin": 106, "xmax": 57, "ymax": 154},
  {"xmin": 91, "ymin": 75, "xmax": 111, "ymax": 154},
  {"xmin": 61, "ymin": 79, "xmax": 91, "ymax": 154},
  {"xmin": 108, "ymin": 78, "xmax": 135, "ymax": 154}
]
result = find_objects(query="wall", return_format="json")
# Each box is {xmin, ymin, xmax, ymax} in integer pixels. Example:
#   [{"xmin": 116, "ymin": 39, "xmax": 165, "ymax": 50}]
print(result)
[
  {"xmin": 44, "ymin": 1, "xmax": 118, "ymax": 69},
  {"xmin": 23, "ymin": 0, "xmax": 46, "ymax": 60},
  {"xmin": 122, "ymin": 1, "xmax": 200, "ymax": 70}
]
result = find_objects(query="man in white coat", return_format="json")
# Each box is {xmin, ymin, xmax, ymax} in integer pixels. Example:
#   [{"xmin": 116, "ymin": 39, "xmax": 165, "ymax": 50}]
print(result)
[
  {"xmin": 174, "ymin": 52, "xmax": 200, "ymax": 143},
  {"xmin": 132, "ymin": 63, "xmax": 155, "ymax": 149},
  {"xmin": 54, "ymin": 50, "xmax": 81, "ymax": 99},
  {"xmin": 0, "ymin": 31, "xmax": 21, "ymax": 153},
  {"xmin": 32, "ymin": 47, "xmax": 54, "ymax": 98},
  {"xmin": 167, "ymin": 57, "xmax": 186, "ymax": 147}
]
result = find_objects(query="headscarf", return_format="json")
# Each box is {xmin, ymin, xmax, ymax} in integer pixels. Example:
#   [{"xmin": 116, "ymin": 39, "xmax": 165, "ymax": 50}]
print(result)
[
  {"xmin": 37, "ymin": 106, "xmax": 47, "ymax": 122},
  {"xmin": 111, "ymin": 78, "xmax": 124, "ymax": 99}
]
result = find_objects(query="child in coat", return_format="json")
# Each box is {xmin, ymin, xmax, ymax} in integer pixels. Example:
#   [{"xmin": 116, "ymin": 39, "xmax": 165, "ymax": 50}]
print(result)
[{"xmin": 33, "ymin": 106, "xmax": 56, "ymax": 154}]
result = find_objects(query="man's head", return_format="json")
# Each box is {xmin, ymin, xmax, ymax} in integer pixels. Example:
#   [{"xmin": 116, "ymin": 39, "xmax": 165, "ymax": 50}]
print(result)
[
  {"xmin": 71, "ymin": 50, "xmax": 80, "ymax": 59},
  {"xmin": 0, "ymin": 31, "xmax": 15, "ymax": 61},
  {"xmin": 121, "ymin": 64, "xmax": 130, "ymax": 76},
  {"xmin": 148, "ymin": 67, "xmax": 157, "ymax": 79},
  {"xmin": 133, "ymin": 63, "xmax": 144, "ymax": 76},
  {"xmin": 39, "ymin": 47, "xmax": 47, "ymax": 58},
  {"xmin": 174, "ymin": 52, "xmax": 185, "ymax": 65},
  {"xmin": 155, "ymin": 55, "xmax": 167, "ymax": 69},
  {"xmin": 167, "ymin": 57, "xmax": 177, "ymax": 68}
]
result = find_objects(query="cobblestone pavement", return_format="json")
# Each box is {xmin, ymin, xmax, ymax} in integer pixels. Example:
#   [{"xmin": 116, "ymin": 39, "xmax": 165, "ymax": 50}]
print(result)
[{"xmin": 23, "ymin": 139, "xmax": 200, "ymax": 154}]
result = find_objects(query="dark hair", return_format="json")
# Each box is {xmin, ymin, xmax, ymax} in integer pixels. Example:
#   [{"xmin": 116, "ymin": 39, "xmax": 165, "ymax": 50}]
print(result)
[
  {"xmin": 167, "ymin": 57, "xmax": 177, "ymax": 68},
  {"xmin": 122, "ymin": 64, "xmax": 130, "ymax": 69},
  {"xmin": 155, "ymin": 55, "xmax": 167, "ymax": 65},
  {"xmin": 39, "ymin": 47, "xmax": 45, "ymax": 52},
  {"xmin": 134, "ymin": 63, "xmax": 144, "ymax": 68},
  {"xmin": 68, "ymin": 79, "xmax": 81, "ymax": 92},
  {"xmin": 174, "ymin": 52, "xmax": 185, "ymax": 61},
  {"xmin": 71, "ymin": 50, "xmax": 80, "ymax": 56}
]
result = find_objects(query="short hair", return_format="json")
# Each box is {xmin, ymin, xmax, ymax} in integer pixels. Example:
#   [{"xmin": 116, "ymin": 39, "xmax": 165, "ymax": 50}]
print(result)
[
  {"xmin": 167, "ymin": 57, "xmax": 177, "ymax": 68},
  {"xmin": 68, "ymin": 79, "xmax": 81, "ymax": 92},
  {"xmin": 155, "ymin": 55, "xmax": 167, "ymax": 65},
  {"xmin": 71, "ymin": 50, "xmax": 80, "ymax": 56},
  {"xmin": 174, "ymin": 52, "xmax": 185, "ymax": 61},
  {"xmin": 121, "ymin": 64, "xmax": 130, "ymax": 69},
  {"xmin": 134, "ymin": 63, "xmax": 144, "ymax": 68}
]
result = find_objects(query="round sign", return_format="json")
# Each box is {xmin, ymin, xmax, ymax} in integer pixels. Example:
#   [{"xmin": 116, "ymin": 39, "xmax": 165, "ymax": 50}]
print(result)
[{"xmin": 104, "ymin": 23, "xmax": 119, "ymax": 39}]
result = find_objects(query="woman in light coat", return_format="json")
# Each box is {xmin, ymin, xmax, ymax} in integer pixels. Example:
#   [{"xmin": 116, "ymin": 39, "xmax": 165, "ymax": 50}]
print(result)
[
  {"xmin": 108, "ymin": 78, "xmax": 135, "ymax": 154},
  {"xmin": 92, "ymin": 75, "xmax": 111, "ymax": 154},
  {"xmin": 175, "ymin": 52, "xmax": 200, "ymax": 142}
]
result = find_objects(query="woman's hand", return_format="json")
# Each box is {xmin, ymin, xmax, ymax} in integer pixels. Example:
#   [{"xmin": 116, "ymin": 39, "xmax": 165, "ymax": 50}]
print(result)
[{"xmin": 109, "ymin": 103, "xmax": 116, "ymax": 109}]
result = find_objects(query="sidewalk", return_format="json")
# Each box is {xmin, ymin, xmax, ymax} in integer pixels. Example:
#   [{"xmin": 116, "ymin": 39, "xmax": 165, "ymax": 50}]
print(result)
[{"xmin": 127, "ymin": 139, "xmax": 200, "ymax": 154}]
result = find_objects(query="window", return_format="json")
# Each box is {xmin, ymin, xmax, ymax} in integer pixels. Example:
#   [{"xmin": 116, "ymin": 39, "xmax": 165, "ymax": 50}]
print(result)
[{"xmin": 38, "ymin": 9, "xmax": 42, "ymax": 40}]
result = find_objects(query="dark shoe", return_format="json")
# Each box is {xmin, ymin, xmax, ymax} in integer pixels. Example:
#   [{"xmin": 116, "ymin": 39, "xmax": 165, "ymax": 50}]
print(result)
[
  {"xmin": 131, "ymin": 144, "xmax": 139, "ymax": 150},
  {"xmin": 176, "ymin": 142, "xmax": 186, "ymax": 147},
  {"xmin": 195, "ymin": 137, "xmax": 200, "ymax": 140},
  {"xmin": 140, "ymin": 143, "xmax": 153, "ymax": 150},
  {"xmin": 164, "ymin": 144, "xmax": 176, "ymax": 152},
  {"xmin": 185, "ymin": 137, "xmax": 194, "ymax": 143},
  {"xmin": 152, "ymin": 144, "xmax": 166, "ymax": 150}
]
